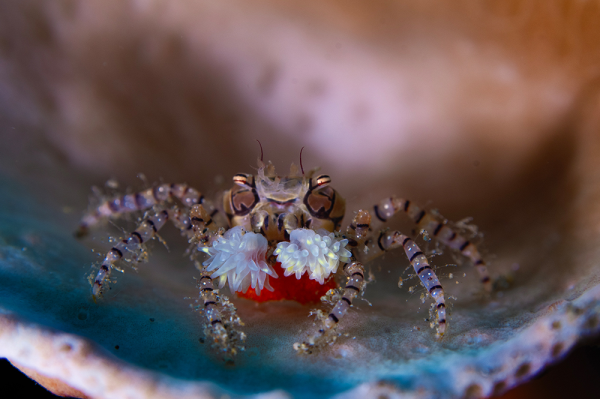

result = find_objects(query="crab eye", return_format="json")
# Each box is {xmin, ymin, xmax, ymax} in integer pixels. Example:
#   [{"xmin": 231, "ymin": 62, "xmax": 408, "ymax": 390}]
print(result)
[
  {"xmin": 304, "ymin": 186, "xmax": 336, "ymax": 219},
  {"xmin": 314, "ymin": 175, "xmax": 331, "ymax": 187},
  {"xmin": 233, "ymin": 174, "xmax": 254, "ymax": 187},
  {"xmin": 230, "ymin": 185, "xmax": 259, "ymax": 216}
]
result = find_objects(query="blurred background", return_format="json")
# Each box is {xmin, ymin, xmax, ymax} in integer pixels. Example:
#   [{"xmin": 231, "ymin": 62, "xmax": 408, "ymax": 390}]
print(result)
[
  {"xmin": 1, "ymin": 1, "xmax": 600, "ymax": 397},
  {"xmin": 3, "ymin": 0, "xmax": 597, "ymax": 218}
]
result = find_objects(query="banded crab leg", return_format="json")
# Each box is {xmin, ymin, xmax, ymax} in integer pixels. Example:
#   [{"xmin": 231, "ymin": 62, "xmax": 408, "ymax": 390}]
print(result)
[
  {"xmin": 294, "ymin": 261, "xmax": 366, "ymax": 354},
  {"xmin": 92, "ymin": 210, "xmax": 169, "ymax": 299},
  {"xmin": 345, "ymin": 208, "xmax": 447, "ymax": 335},
  {"xmin": 92, "ymin": 205, "xmax": 221, "ymax": 299},
  {"xmin": 345, "ymin": 209, "xmax": 372, "ymax": 247},
  {"xmin": 190, "ymin": 204, "xmax": 222, "ymax": 246},
  {"xmin": 373, "ymin": 197, "xmax": 491, "ymax": 291},
  {"xmin": 197, "ymin": 271, "xmax": 245, "ymax": 359},
  {"xmin": 77, "ymin": 183, "xmax": 208, "ymax": 236},
  {"xmin": 372, "ymin": 230, "xmax": 447, "ymax": 336}
]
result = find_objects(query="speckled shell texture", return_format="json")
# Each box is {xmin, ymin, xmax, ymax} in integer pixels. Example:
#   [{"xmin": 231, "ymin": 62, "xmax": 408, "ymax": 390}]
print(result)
[{"xmin": 1, "ymin": 1, "xmax": 600, "ymax": 398}]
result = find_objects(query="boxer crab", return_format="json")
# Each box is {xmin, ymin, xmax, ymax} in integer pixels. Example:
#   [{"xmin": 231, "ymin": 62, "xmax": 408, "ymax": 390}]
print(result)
[{"xmin": 78, "ymin": 158, "xmax": 491, "ymax": 358}]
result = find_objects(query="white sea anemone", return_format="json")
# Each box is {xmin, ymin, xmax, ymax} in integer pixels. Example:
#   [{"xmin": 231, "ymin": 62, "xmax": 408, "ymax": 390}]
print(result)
[
  {"xmin": 274, "ymin": 229, "xmax": 352, "ymax": 284},
  {"xmin": 203, "ymin": 226, "xmax": 277, "ymax": 294}
]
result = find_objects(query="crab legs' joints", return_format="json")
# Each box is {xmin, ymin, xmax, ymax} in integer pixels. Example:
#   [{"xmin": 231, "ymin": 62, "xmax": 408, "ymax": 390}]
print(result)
[
  {"xmin": 92, "ymin": 210, "xmax": 169, "ymax": 299},
  {"xmin": 82, "ymin": 181, "xmax": 244, "ymax": 355},
  {"xmin": 294, "ymin": 260, "xmax": 366, "ymax": 354},
  {"xmin": 189, "ymin": 204, "xmax": 221, "ymax": 246},
  {"xmin": 373, "ymin": 196, "xmax": 491, "ymax": 291},
  {"xmin": 349, "ymin": 209, "xmax": 448, "ymax": 335},
  {"xmin": 86, "ymin": 182, "xmax": 222, "ymax": 299},
  {"xmin": 91, "ymin": 204, "xmax": 223, "ymax": 299},
  {"xmin": 294, "ymin": 208, "xmax": 448, "ymax": 352},
  {"xmin": 77, "ymin": 183, "xmax": 207, "ymax": 236},
  {"xmin": 198, "ymin": 273, "xmax": 226, "ymax": 339},
  {"xmin": 294, "ymin": 210, "xmax": 371, "ymax": 353},
  {"xmin": 370, "ymin": 230, "xmax": 447, "ymax": 335},
  {"xmin": 197, "ymin": 270, "xmax": 244, "ymax": 358}
]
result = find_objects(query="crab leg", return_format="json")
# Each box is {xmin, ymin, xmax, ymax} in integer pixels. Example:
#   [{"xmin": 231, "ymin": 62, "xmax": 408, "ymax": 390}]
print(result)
[
  {"xmin": 373, "ymin": 197, "xmax": 491, "ymax": 290},
  {"xmin": 78, "ymin": 183, "xmax": 206, "ymax": 236},
  {"xmin": 197, "ymin": 272, "xmax": 242, "ymax": 357},
  {"xmin": 190, "ymin": 204, "xmax": 221, "ymax": 246},
  {"xmin": 92, "ymin": 204, "xmax": 223, "ymax": 299},
  {"xmin": 345, "ymin": 209, "xmax": 372, "ymax": 246},
  {"xmin": 294, "ymin": 261, "xmax": 366, "ymax": 354},
  {"xmin": 92, "ymin": 210, "xmax": 169, "ymax": 298},
  {"xmin": 401, "ymin": 235, "xmax": 447, "ymax": 335},
  {"xmin": 376, "ymin": 231, "xmax": 447, "ymax": 335},
  {"xmin": 167, "ymin": 206, "xmax": 195, "ymax": 240}
]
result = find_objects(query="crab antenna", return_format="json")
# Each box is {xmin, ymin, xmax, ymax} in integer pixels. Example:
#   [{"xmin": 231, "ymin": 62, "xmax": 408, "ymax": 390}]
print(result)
[
  {"xmin": 256, "ymin": 140, "xmax": 264, "ymax": 162},
  {"xmin": 299, "ymin": 147, "xmax": 305, "ymax": 175}
]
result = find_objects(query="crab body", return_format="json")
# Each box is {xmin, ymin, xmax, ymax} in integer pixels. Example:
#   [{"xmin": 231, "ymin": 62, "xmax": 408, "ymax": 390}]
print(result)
[
  {"xmin": 200, "ymin": 162, "xmax": 351, "ymax": 304},
  {"xmin": 79, "ymin": 158, "xmax": 491, "ymax": 357},
  {"xmin": 225, "ymin": 163, "xmax": 345, "ymax": 239}
]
